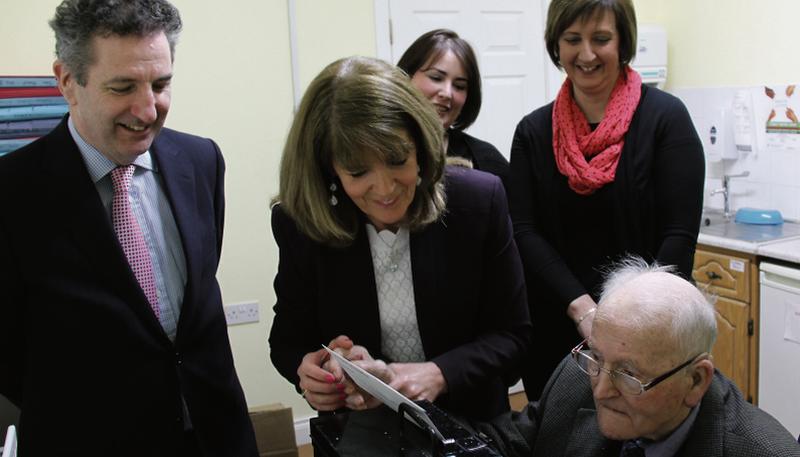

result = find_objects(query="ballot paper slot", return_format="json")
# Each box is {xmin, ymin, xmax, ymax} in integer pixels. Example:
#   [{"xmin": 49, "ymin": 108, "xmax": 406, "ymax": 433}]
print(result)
[
  {"xmin": 400, "ymin": 401, "xmax": 499, "ymax": 456},
  {"xmin": 323, "ymin": 346, "xmax": 500, "ymax": 456}
]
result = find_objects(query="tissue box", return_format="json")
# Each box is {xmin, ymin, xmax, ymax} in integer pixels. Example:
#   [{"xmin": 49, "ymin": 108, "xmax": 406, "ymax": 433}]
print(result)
[{"xmin": 249, "ymin": 403, "xmax": 299, "ymax": 457}]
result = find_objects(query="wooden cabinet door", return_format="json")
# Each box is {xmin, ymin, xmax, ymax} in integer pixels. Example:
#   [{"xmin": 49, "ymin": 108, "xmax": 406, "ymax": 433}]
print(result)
[
  {"xmin": 693, "ymin": 249, "xmax": 750, "ymax": 301},
  {"xmin": 710, "ymin": 295, "xmax": 750, "ymax": 396}
]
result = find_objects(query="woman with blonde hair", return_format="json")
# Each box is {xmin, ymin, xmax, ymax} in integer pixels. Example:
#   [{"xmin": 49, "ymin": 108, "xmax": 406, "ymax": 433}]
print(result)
[{"xmin": 268, "ymin": 56, "xmax": 530, "ymax": 420}]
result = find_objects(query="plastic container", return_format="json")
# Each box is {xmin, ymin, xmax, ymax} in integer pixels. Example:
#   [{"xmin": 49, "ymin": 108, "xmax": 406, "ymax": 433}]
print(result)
[{"xmin": 734, "ymin": 208, "xmax": 784, "ymax": 225}]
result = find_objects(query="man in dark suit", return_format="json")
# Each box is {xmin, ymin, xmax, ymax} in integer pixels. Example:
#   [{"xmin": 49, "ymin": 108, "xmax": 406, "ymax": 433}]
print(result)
[
  {"xmin": 0, "ymin": 1, "xmax": 257, "ymax": 455},
  {"xmin": 479, "ymin": 257, "xmax": 800, "ymax": 457}
]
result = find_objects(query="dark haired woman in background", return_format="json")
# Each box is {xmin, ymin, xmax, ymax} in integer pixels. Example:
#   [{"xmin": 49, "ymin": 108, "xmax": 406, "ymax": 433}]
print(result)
[
  {"xmin": 398, "ymin": 29, "xmax": 509, "ymax": 185},
  {"xmin": 509, "ymin": 0, "xmax": 704, "ymax": 400}
]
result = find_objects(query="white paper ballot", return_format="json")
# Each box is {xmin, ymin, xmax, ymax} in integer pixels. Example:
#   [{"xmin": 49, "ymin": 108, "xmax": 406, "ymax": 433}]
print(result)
[{"xmin": 323, "ymin": 345, "xmax": 436, "ymax": 431}]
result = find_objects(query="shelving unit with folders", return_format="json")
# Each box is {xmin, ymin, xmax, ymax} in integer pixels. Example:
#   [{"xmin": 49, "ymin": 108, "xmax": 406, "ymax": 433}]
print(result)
[{"xmin": 0, "ymin": 76, "xmax": 67, "ymax": 156}]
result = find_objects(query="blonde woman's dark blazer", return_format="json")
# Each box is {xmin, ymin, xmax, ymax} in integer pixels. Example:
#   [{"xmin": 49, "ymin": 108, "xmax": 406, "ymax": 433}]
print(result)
[{"xmin": 269, "ymin": 166, "xmax": 531, "ymax": 421}]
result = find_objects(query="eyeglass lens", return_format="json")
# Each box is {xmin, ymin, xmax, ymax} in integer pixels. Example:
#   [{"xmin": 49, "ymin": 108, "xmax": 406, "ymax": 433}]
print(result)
[{"xmin": 575, "ymin": 350, "xmax": 642, "ymax": 395}]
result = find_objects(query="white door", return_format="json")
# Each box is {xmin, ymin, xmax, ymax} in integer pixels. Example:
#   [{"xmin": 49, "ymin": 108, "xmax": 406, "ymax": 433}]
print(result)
[{"xmin": 375, "ymin": 0, "xmax": 552, "ymax": 159}]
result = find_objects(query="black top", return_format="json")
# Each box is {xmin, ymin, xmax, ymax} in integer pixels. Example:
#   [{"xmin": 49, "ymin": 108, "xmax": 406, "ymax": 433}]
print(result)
[
  {"xmin": 447, "ymin": 129, "xmax": 509, "ymax": 188},
  {"xmin": 508, "ymin": 85, "xmax": 705, "ymax": 398}
]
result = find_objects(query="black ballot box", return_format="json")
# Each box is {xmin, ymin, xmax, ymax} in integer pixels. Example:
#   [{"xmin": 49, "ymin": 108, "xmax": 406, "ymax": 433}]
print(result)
[{"xmin": 310, "ymin": 401, "xmax": 501, "ymax": 457}]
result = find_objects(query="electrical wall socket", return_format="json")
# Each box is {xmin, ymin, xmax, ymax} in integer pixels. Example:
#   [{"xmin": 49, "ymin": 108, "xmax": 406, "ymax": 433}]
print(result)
[{"xmin": 224, "ymin": 301, "xmax": 260, "ymax": 326}]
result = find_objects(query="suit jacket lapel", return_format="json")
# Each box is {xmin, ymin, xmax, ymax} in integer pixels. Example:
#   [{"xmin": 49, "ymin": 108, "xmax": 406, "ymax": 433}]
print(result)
[
  {"xmin": 409, "ymin": 218, "xmax": 445, "ymax": 358},
  {"xmin": 43, "ymin": 118, "xmax": 166, "ymax": 335},
  {"xmin": 563, "ymin": 409, "xmax": 621, "ymax": 457},
  {"xmin": 324, "ymin": 228, "xmax": 382, "ymax": 351},
  {"xmin": 149, "ymin": 133, "xmax": 198, "ymax": 328}
]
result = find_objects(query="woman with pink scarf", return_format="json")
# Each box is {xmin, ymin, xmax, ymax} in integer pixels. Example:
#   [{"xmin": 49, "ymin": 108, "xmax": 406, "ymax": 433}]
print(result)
[{"xmin": 510, "ymin": 0, "xmax": 704, "ymax": 401}]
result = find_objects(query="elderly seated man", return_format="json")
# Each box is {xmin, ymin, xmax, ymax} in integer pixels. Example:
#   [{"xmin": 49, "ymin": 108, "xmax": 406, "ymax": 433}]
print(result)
[{"xmin": 478, "ymin": 257, "xmax": 800, "ymax": 457}]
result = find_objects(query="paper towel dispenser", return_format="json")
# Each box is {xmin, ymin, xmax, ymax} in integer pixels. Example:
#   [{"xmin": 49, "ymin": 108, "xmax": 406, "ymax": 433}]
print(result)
[{"xmin": 631, "ymin": 24, "xmax": 667, "ymax": 89}]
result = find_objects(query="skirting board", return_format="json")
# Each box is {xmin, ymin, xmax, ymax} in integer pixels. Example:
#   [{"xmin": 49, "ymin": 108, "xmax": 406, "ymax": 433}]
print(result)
[{"xmin": 294, "ymin": 415, "xmax": 313, "ymax": 446}]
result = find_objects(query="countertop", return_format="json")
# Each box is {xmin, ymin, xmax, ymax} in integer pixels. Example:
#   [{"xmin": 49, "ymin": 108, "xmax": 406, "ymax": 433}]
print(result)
[
  {"xmin": 757, "ymin": 237, "xmax": 800, "ymax": 264},
  {"xmin": 698, "ymin": 222, "xmax": 800, "ymax": 264},
  {"xmin": 698, "ymin": 232, "xmax": 761, "ymax": 254}
]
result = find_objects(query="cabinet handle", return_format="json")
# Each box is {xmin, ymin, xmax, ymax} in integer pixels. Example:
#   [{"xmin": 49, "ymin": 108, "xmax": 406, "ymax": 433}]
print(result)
[{"xmin": 706, "ymin": 271, "xmax": 722, "ymax": 280}]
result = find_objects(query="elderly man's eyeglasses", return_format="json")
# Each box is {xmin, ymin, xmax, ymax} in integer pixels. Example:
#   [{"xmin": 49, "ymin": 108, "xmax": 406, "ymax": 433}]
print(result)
[{"xmin": 571, "ymin": 340, "xmax": 705, "ymax": 396}]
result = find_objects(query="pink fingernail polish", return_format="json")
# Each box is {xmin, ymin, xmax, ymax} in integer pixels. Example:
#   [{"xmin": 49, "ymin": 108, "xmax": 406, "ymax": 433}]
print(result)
[
  {"xmin": 326, "ymin": 374, "xmax": 336, "ymax": 383},
  {"xmin": 336, "ymin": 383, "xmax": 345, "ymax": 391}
]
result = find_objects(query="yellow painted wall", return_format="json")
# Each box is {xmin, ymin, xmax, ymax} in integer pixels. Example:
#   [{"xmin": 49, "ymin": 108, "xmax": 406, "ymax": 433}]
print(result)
[
  {"xmin": 295, "ymin": 0, "xmax": 376, "ymax": 96},
  {"xmin": 0, "ymin": 1, "xmax": 60, "ymax": 74},
  {"xmin": 637, "ymin": 0, "xmax": 800, "ymax": 88},
  {"xmin": 634, "ymin": 1, "xmax": 663, "ymax": 24}
]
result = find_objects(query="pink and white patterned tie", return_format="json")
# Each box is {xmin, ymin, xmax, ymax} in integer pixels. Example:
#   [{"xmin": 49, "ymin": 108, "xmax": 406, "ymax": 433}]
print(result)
[{"xmin": 111, "ymin": 165, "xmax": 160, "ymax": 319}]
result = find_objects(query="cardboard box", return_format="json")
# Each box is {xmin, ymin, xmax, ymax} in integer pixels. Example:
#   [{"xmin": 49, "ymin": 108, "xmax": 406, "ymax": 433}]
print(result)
[{"xmin": 249, "ymin": 403, "xmax": 299, "ymax": 457}]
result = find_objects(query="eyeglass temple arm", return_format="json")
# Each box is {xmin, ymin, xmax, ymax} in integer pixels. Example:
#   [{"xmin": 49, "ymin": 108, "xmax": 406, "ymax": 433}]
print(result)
[{"xmin": 641, "ymin": 353, "xmax": 707, "ymax": 392}]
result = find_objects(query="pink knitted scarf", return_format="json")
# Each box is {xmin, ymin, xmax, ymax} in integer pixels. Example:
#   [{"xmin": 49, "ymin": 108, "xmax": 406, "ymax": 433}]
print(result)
[{"xmin": 552, "ymin": 66, "xmax": 642, "ymax": 195}]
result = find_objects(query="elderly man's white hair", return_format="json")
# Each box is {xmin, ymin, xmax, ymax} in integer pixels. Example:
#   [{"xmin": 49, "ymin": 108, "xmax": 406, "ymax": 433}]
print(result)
[{"xmin": 595, "ymin": 256, "xmax": 717, "ymax": 359}]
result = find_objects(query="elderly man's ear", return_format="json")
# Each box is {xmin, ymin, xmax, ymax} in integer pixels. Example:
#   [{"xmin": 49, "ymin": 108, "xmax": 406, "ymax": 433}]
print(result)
[{"xmin": 684, "ymin": 358, "xmax": 714, "ymax": 408}]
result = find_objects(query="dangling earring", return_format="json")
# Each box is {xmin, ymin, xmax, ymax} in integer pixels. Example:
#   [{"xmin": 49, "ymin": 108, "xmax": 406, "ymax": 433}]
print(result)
[
  {"xmin": 417, "ymin": 165, "xmax": 422, "ymax": 187},
  {"xmin": 329, "ymin": 182, "xmax": 338, "ymax": 206}
]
